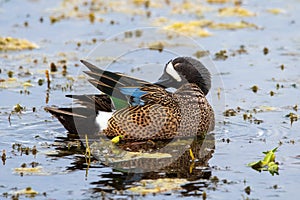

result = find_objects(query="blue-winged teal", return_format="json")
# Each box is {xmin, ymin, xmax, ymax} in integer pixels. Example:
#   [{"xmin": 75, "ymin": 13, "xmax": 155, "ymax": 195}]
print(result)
[{"xmin": 45, "ymin": 57, "xmax": 214, "ymax": 141}]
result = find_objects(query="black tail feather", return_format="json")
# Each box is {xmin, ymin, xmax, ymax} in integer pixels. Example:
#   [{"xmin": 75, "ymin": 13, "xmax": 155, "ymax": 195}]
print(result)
[
  {"xmin": 81, "ymin": 60, "xmax": 149, "ymax": 99},
  {"xmin": 88, "ymin": 79, "xmax": 127, "ymax": 101},
  {"xmin": 45, "ymin": 107, "xmax": 100, "ymax": 139}
]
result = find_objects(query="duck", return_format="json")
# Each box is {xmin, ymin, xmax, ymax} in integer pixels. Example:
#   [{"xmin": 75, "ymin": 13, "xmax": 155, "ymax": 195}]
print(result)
[{"xmin": 45, "ymin": 57, "xmax": 214, "ymax": 142}]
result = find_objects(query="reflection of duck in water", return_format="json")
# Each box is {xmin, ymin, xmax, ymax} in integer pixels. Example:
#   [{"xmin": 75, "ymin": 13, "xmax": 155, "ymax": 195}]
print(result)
[{"xmin": 45, "ymin": 57, "xmax": 215, "ymax": 173}]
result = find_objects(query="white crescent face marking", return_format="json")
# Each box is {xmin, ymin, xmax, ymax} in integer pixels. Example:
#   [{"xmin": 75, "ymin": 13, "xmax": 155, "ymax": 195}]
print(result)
[
  {"xmin": 166, "ymin": 62, "xmax": 182, "ymax": 82},
  {"xmin": 96, "ymin": 111, "xmax": 113, "ymax": 131}
]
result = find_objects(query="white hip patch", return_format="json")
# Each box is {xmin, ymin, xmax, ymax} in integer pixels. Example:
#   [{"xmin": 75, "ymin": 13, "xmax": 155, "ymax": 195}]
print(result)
[{"xmin": 95, "ymin": 111, "xmax": 113, "ymax": 131}]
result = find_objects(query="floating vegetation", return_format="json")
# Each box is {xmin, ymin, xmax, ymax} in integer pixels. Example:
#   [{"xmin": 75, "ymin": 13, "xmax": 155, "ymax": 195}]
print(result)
[
  {"xmin": 11, "ymin": 143, "xmax": 38, "ymax": 156},
  {"xmin": 128, "ymin": 178, "xmax": 188, "ymax": 195},
  {"xmin": 243, "ymin": 113, "xmax": 252, "ymax": 121},
  {"xmin": 14, "ymin": 166, "xmax": 43, "ymax": 175},
  {"xmin": 50, "ymin": 15, "xmax": 65, "ymax": 24},
  {"xmin": 2, "ymin": 150, "xmax": 6, "ymax": 165},
  {"xmin": 263, "ymin": 47, "xmax": 269, "ymax": 55},
  {"xmin": 124, "ymin": 30, "xmax": 143, "ymax": 38},
  {"xmin": 7, "ymin": 70, "xmax": 14, "ymax": 78},
  {"xmin": 132, "ymin": 0, "xmax": 151, "ymax": 8},
  {"xmin": 148, "ymin": 41, "xmax": 164, "ymax": 52},
  {"xmin": 293, "ymin": 104, "xmax": 298, "ymax": 112},
  {"xmin": 38, "ymin": 79, "xmax": 44, "ymax": 86},
  {"xmin": 23, "ymin": 82, "xmax": 33, "ymax": 88},
  {"xmin": 13, "ymin": 104, "xmax": 25, "ymax": 113},
  {"xmin": 276, "ymin": 83, "xmax": 282, "ymax": 90},
  {"xmin": 208, "ymin": 21, "xmax": 258, "ymax": 30},
  {"xmin": 164, "ymin": 20, "xmax": 212, "ymax": 37},
  {"xmin": 232, "ymin": 45, "xmax": 247, "ymax": 55},
  {"xmin": 13, "ymin": 187, "xmax": 38, "ymax": 197},
  {"xmin": 214, "ymin": 50, "xmax": 228, "ymax": 60},
  {"xmin": 207, "ymin": 0, "xmax": 230, "ymax": 3},
  {"xmin": 0, "ymin": 37, "xmax": 38, "ymax": 51},
  {"xmin": 267, "ymin": 8, "xmax": 286, "ymax": 15},
  {"xmin": 49, "ymin": 0, "xmax": 259, "ymax": 38},
  {"xmin": 194, "ymin": 50, "xmax": 210, "ymax": 58},
  {"xmin": 244, "ymin": 186, "xmax": 251, "ymax": 195},
  {"xmin": 223, "ymin": 108, "xmax": 237, "ymax": 117},
  {"xmin": 62, "ymin": 65, "xmax": 67, "ymax": 76},
  {"xmin": 218, "ymin": 7, "xmax": 255, "ymax": 17},
  {"xmin": 247, "ymin": 147, "xmax": 279, "ymax": 176},
  {"xmin": 253, "ymin": 119, "xmax": 263, "ymax": 125},
  {"xmin": 221, "ymin": 138, "xmax": 230, "ymax": 143},
  {"xmin": 251, "ymin": 85, "xmax": 258, "ymax": 93},
  {"xmin": 88, "ymin": 12, "xmax": 95, "ymax": 23},
  {"xmin": 125, "ymin": 31, "xmax": 134, "ymax": 38},
  {"xmin": 285, "ymin": 112, "xmax": 298, "ymax": 125},
  {"xmin": 50, "ymin": 62, "xmax": 58, "ymax": 72}
]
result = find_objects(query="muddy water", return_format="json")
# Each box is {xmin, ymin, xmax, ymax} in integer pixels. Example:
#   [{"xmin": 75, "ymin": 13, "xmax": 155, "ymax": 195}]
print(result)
[{"xmin": 0, "ymin": 0, "xmax": 300, "ymax": 199}]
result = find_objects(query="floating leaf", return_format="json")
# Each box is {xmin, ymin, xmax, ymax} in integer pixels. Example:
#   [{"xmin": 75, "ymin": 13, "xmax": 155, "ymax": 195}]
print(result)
[
  {"xmin": 262, "ymin": 147, "xmax": 277, "ymax": 165},
  {"xmin": 247, "ymin": 147, "xmax": 279, "ymax": 175},
  {"xmin": 268, "ymin": 162, "xmax": 279, "ymax": 176},
  {"xmin": 247, "ymin": 160, "xmax": 263, "ymax": 170}
]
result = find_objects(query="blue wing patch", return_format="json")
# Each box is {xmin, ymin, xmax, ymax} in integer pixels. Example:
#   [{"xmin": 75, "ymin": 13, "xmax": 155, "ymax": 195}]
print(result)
[{"xmin": 119, "ymin": 87, "xmax": 147, "ymax": 106}]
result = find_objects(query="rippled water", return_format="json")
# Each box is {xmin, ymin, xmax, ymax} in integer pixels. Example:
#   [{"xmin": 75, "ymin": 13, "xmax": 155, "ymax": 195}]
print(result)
[{"xmin": 1, "ymin": 0, "xmax": 300, "ymax": 199}]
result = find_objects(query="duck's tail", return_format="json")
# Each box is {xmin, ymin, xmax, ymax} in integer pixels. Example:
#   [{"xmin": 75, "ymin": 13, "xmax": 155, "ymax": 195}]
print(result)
[{"xmin": 45, "ymin": 94, "xmax": 113, "ymax": 139}]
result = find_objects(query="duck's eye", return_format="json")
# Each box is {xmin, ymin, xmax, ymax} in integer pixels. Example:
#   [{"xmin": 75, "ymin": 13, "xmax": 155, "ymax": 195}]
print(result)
[{"xmin": 166, "ymin": 62, "xmax": 182, "ymax": 82}]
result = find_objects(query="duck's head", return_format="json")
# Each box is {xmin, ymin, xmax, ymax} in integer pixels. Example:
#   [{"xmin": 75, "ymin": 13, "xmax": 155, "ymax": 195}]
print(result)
[{"xmin": 155, "ymin": 57, "xmax": 211, "ymax": 95}]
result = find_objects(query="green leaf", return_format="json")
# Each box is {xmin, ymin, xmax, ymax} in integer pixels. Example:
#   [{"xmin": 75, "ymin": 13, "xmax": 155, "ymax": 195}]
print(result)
[
  {"xmin": 263, "ymin": 147, "xmax": 278, "ymax": 154},
  {"xmin": 247, "ymin": 147, "xmax": 279, "ymax": 175},
  {"xmin": 268, "ymin": 162, "xmax": 279, "ymax": 176},
  {"xmin": 262, "ymin": 151, "xmax": 275, "ymax": 165},
  {"xmin": 247, "ymin": 160, "xmax": 263, "ymax": 169}
]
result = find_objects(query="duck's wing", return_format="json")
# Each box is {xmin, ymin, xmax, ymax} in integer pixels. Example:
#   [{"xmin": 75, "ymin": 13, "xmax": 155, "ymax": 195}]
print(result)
[
  {"xmin": 65, "ymin": 94, "xmax": 113, "ymax": 112},
  {"xmin": 81, "ymin": 60, "xmax": 151, "ymax": 108},
  {"xmin": 119, "ymin": 84, "xmax": 173, "ymax": 106}
]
